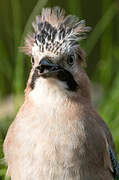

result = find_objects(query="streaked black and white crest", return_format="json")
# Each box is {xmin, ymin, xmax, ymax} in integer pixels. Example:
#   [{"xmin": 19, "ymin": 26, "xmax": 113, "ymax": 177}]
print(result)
[{"xmin": 22, "ymin": 7, "xmax": 91, "ymax": 57}]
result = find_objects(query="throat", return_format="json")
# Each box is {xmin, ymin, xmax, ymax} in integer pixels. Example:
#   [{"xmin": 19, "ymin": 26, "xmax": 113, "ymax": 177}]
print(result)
[
  {"xmin": 29, "ymin": 70, "xmax": 78, "ymax": 106},
  {"xmin": 29, "ymin": 78, "xmax": 68, "ymax": 106}
]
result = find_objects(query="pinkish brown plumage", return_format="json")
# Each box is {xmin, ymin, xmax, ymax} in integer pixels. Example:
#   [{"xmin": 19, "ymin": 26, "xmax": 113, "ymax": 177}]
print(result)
[{"xmin": 4, "ymin": 7, "xmax": 119, "ymax": 180}]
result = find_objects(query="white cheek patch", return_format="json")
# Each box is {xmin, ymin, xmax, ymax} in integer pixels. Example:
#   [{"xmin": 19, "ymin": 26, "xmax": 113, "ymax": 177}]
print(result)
[{"xmin": 32, "ymin": 43, "xmax": 39, "ymax": 57}]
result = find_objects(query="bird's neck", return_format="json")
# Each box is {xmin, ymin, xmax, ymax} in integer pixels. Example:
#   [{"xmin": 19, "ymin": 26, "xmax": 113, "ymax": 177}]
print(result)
[
  {"xmin": 26, "ymin": 78, "xmax": 91, "ymax": 108},
  {"xmin": 28, "ymin": 78, "xmax": 68, "ymax": 106}
]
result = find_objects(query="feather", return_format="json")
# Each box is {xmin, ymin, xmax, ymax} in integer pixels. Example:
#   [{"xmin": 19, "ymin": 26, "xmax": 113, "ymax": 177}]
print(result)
[{"xmin": 22, "ymin": 7, "xmax": 91, "ymax": 60}]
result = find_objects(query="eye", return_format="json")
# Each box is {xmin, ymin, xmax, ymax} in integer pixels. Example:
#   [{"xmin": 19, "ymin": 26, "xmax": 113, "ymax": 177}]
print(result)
[
  {"xmin": 31, "ymin": 56, "xmax": 35, "ymax": 65},
  {"xmin": 67, "ymin": 55, "xmax": 75, "ymax": 65}
]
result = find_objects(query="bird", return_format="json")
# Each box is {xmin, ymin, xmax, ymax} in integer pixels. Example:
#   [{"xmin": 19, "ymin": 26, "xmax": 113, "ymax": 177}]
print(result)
[{"xmin": 4, "ymin": 7, "xmax": 119, "ymax": 180}]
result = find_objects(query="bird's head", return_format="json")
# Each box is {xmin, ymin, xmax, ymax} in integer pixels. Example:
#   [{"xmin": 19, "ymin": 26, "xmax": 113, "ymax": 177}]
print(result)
[{"xmin": 22, "ymin": 7, "xmax": 91, "ymax": 100}]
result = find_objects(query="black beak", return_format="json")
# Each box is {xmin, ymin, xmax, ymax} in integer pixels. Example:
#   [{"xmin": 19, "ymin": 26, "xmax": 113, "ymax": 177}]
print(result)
[
  {"xmin": 35, "ymin": 58, "xmax": 78, "ymax": 91},
  {"xmin": 36, "ymin": 58, "xmax": 63, "ymax": 77}
]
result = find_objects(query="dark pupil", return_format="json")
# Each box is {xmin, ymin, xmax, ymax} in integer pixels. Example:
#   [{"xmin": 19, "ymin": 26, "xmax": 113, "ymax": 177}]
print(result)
[
  {"xmin": 68, "ymin": 56, "xmax": 74, "ymax": 65},
  {"xmin": 31, "ymin": 56, "xmax": 34, "ymax": 65}
]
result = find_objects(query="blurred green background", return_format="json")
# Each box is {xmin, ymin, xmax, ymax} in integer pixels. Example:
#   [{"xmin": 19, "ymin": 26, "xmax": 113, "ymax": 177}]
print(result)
[{"xmin": 0, "ymin": 0, "xmax": 119, "ymax": 178}]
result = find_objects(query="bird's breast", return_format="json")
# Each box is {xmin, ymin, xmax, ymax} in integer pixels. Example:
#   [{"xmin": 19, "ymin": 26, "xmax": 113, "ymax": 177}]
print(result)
[
  {"xmin": 5, "ymin": 94, "xmax": 87, "ymax": 179},
  {"xmin": 4, "ymin": 95, "xmax": 109, "ymax": 179}
]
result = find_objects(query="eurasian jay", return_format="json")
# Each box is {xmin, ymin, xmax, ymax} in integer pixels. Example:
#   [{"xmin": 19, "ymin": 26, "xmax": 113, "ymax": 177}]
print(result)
[{"xmin": 4, "ymin": 7, "xmax": 119, "ymax": 180}]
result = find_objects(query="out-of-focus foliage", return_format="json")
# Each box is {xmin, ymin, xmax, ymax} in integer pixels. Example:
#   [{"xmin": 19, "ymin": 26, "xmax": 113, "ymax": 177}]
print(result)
[{"xmin": 0, "ymin": 0, "xmax": 119, "ymax": 178}]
